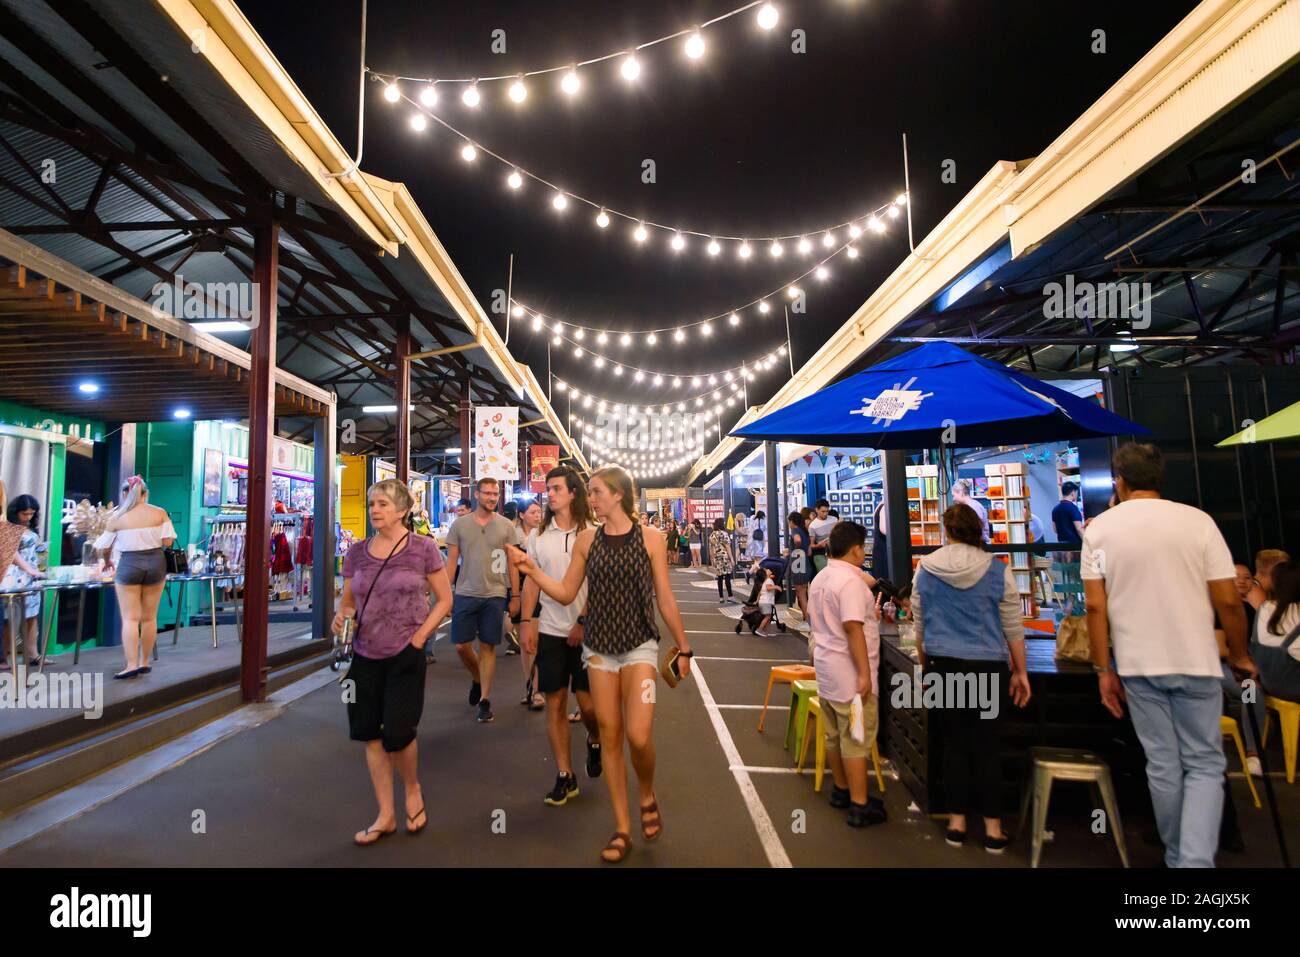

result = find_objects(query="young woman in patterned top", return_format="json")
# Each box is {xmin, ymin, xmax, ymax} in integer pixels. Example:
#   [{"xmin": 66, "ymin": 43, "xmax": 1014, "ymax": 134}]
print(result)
[{"xmin": 509, "ymin": 465, "xmax": 692, "ymax": 863}]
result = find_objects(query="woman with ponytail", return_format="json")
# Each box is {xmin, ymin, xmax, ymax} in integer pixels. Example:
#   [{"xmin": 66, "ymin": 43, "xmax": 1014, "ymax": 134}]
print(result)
[{"xmin": 94, "ymin": 476, "xmax": 176, "ymax": 679}]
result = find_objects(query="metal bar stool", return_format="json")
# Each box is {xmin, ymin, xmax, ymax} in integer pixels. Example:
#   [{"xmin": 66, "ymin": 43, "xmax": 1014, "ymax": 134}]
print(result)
[{"xmin": 1016, "ymin": 746, "xmax": 1129, "ymax": 868}]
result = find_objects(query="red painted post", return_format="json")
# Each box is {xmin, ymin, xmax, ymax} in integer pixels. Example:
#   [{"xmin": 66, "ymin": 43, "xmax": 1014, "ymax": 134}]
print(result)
[
  {"xmin": 241, "ymin": 221, "xmax": 278, "ymax": 702},
  {"xmin": 459, "ymin": 376, "xmax": 472, "ymax": 486},
  {"xmin": 395, "ymin": 314, "xmax": 411, "ymax": 483}
]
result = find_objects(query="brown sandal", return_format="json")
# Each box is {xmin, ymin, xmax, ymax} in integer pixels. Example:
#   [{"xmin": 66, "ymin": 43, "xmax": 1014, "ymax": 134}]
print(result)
[
  {"xmin": 601, "ymin": 831, "xmax": 632, "ymax": 863},
  {"xmin": 640, "ymin": 799, "xmax": 663, "ymax": 841}
]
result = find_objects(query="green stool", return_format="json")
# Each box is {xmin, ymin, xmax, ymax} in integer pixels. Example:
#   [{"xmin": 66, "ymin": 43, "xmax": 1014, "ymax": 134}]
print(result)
[{"xmin": 784, "ymin": 679, "xmax": 820, "ymax": 759}]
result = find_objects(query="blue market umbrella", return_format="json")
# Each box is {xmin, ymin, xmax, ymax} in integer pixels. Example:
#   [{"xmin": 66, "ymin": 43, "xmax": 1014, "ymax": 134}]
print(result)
[{"xmin": 731, "ymin": 342, "xmax": 1149, "ymax": 448}]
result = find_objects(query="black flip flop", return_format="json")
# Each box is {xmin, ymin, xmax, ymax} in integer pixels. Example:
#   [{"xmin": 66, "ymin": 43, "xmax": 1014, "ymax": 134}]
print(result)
[
  {"xmin": 354, "ymin": 824, "xmax": 397, "ymax": 846},
  {"xmin": 406, "ymin": 805, "xmax": 427, "ymax": 836}
]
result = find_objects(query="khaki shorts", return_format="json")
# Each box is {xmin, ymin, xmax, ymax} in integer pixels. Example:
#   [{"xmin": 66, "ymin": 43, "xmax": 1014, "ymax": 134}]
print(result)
[{"xmin": 821, "ymin": 694, "xmax": 878, "ymax": 760}]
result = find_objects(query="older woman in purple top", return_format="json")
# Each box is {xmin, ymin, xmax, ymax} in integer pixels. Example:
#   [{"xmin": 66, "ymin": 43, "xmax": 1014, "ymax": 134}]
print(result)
[{"xmin": 333, "ymin": 479, "xmax": 452, "ymax": 846}]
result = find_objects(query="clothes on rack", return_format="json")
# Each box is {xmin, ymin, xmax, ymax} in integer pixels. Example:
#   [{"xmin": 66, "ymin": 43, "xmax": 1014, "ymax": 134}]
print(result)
[
  {"xmin": 270, "ymin": 528, "xmax": 294, "ymax": 575},
  {"xmin": 295, "ymin": 516, "xmax": 313, "ymax": 566}
]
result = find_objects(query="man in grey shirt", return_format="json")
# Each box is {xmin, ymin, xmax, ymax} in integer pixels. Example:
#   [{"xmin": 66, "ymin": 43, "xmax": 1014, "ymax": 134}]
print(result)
[{"xmin": 445, "ymin": 477, "xmax": 523, "ymax": 723}]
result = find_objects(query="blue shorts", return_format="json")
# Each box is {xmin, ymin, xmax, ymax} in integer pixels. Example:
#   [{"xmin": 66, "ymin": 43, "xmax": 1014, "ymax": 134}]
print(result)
[{"xmin": 451, "ymin": 594, "xmax": 506, "ymax": 646}]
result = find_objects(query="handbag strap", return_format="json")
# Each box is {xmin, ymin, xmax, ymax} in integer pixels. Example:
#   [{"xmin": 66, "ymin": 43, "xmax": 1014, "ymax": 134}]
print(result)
[{"xmin": 354, "ymin": 532, "xmax": 410, "ymax": 630}]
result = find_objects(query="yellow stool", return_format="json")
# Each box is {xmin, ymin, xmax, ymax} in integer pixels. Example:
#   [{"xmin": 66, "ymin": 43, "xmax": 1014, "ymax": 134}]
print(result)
[
  {"xmin": 795, "ymin": 695, "xmax": 885, "ymax": 793},
  {"xmin": 1262, "ymin": 695, "xmax": 1299, "ymax": 784},
  {"xmin": 757, "ymin": 664, "xmax": 815, "ymax": 733},
  {"xmin": 1220, "ymin": 716, "xmax": 1261, "ymax": 809}
]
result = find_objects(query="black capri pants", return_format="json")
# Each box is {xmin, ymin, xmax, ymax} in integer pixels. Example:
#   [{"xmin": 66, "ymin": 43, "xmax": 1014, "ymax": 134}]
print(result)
[
  {"xmin": 925, "ymin": 655, "xmax": 1010, "ymax": 819},
  {"xmin": 346, "ymin": 642, "xmax": 427, "ymax": 752}
]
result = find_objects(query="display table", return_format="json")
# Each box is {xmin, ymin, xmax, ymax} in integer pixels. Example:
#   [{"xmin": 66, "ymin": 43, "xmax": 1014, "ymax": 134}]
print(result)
[
  {"xmin": 0, "ymin": 572, "xmax": 241, "ymax": 673},
  {"xmin": 878, "ymin": 632, "xmax": 1144, "ymax": 815}
]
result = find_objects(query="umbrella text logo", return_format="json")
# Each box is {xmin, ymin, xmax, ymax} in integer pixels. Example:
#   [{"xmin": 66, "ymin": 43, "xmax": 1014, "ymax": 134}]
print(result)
[{"xmin": 850, "ymin": 377, "xmax": 933, "ymax": 427}]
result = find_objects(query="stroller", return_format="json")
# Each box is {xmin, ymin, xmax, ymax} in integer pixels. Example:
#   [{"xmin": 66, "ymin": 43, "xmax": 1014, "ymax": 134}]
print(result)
[{"xmin": 734, "ymin": 557, "xmax": 789, "ymax": 635}]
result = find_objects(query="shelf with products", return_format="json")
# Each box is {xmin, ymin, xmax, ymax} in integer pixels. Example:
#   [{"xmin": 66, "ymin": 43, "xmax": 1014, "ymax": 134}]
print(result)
[
  {"xmin": 984, "ymin": 462, "xmax": 1036, "ymax": 616},
  {"xmin": 906, "ymin": 464, "xmax": 944, "ymax": 550}
]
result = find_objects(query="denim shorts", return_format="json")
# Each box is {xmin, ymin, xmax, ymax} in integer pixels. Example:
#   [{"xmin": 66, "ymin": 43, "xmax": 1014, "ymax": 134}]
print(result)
[
  {"xmin": 451, "ymin": 594, "xmax": 506, "ymax": 646},
  {"xmin": 116, "ymin": 548, "xmax": 166, "ymax": 586},
  {"xmin": 582, "ymin": 639, "xmax": 659, "ymax": 674}
]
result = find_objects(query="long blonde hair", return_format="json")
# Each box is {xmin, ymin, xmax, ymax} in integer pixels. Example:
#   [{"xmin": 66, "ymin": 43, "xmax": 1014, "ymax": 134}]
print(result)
[
  {"xmin": 114, "ymin": 475, "xmax": 147, "ymax": 518},
  {"xmin": 591, "ymin": 466, "xmax": 638, "ymax": 523}
]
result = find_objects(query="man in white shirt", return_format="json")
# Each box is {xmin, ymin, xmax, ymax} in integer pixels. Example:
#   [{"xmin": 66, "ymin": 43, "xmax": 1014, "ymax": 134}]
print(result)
[
  {"xmin": 521, "ymin": 467, "xmax": 602, "ymax": 806},
  {"xmin": 808, "ymin": 499, "xmax": 837, "ymax": 575},
  {"xmin": 1082, "ymin": 443, "xmax": 1255, "ymax": 868}
]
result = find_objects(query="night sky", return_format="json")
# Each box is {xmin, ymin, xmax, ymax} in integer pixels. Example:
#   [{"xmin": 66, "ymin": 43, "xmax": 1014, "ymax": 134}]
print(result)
[{"xmin": 240, "ymin": 0, "xmax": 1199, "ymax": 419}]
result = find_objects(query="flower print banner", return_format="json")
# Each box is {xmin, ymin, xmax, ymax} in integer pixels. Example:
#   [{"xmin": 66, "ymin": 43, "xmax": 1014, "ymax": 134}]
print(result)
[{"xmin": 475, "ymin": 406, "xmax": 519, "ymax": 480}]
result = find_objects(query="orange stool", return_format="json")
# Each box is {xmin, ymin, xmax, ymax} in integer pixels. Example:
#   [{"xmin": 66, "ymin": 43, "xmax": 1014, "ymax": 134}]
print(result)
[{"xmin": 757, "ymin": 664, "xmax": 815, "ymax": 732}]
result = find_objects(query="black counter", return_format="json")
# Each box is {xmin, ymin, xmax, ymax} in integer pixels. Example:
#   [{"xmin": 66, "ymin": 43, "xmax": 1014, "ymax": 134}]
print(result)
[{"xmin": 878, "ymin": 635, "xmax": 1148, "ymax": 815}]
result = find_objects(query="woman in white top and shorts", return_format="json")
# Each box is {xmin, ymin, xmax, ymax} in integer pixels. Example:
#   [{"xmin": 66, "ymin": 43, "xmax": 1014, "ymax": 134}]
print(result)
[{"xmin": 95, "ymin": 475, "xmax": 176, "ymax": 679}]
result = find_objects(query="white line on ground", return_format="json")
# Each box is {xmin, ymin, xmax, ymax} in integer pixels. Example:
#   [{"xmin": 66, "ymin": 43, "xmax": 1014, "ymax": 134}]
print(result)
[
  {"xmin": 729, "ymin": 765, "xmax": 808, "ymax": 775},
  {"xmin": 691, "ymin": 661, "xmax": 793, "ymax": 868},
  {"xmin": 695, "ymin": 655, "xmax": 805, "ymax": 663}
]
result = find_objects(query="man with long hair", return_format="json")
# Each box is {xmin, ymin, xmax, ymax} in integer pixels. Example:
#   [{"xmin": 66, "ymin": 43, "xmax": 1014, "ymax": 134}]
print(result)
[{"xmin": 521, "ymin": 467, "xmax": 602, "ymax": 805}]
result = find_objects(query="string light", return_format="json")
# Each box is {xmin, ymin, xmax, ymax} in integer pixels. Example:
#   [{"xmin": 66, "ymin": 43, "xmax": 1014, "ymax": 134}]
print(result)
[
  {"xmin": 386, "ymin": 84, "xmax": 901, "ymax": 257},
  {"xmin": 550, "ymin": 331, "xmax": 783, "ymax": 384},
  {"xmin": 461, "ymin": 144, "xmax": 477, "ymax": 162}
]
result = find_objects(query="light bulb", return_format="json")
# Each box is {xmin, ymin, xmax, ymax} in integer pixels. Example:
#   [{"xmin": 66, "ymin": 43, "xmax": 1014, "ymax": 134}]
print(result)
[
  {"xmin": 888, "ymin": 205, "xmax": 900, "ymax": 219},
  {"xmin": 621, "ymin": 55, "xmax": 640, "ymax": 81},
  {"xmin": 647, "ymin": 332, "xmax": 658, "ymax": 345},
  {"xmin": 685, "ymin": 32, "xmax": 705, "ymax": 59},
  {"xmin": 847, "ymin": 246, "xmax": 859, "ymax": 258},
  {"xmin": 895, "ymin": 193, "xmax": 908, "ymax": 206},
  {"xmin": 653, "ymin": 375, "xmax": 663, "ymax": 386},
  {"xmin": 409, "ymin": 113, "xmax": 427, "ymax": 132},
  {"xmin": 701, "ymin": 323, "xmax": 713, "ymax": 337},
  {"xmin": 596, "ymin": 209, "xmax": 610, "ymax": 228},
  {"xmin": 674, "ymin": 328, "xmax": 686, "ymax": 342},
  {"xmin": 634, "ymin": 223, "xmax": 648, "ymax": 243},
  {"xmin": 778, "ymin": 344, "xmax": 788, "ymax": 355},
  {"xmin": 419, "ymin": 85, "xmax": 438, "ymax": 107},
  {"xmin": 574, "ymin": 329, "xmax": 585, "ymax": 340},
  {"xmin": 707, "ymin": 239, "xmax": 721, "ymax": 256},
  {"xmin": 787, "ymin": 286, "xmax": 801, "ymax": 298},
  {"xmin": 556, "ymin": 380, "xmax": 567, "ymax": 391},
  {"xmin": 757, "ymin": 3, "xmax": 779, "ymax": 30},
  {"xmin": 507, "ymin": 170, "xmax": 523, "ymax": 189},
  {"xmin": 508, "ymin": 78, "xmax": 527, "ymax": 103},
  {"xmin": 869, "ymin": 217, "xmax": 886, "ymax": 233},
  {"xmin": 573, "ymin": 345, "xmax": 583, "ymax": 357},
  {"xmin": 671, "ymin": 232, "xmax": 686, "ymax": 252},
  {"xmin": 551, "ymin": 334, "xmax": 561, "ymax": 345},
  {"xmin": 462, "ymin": 84, "xmax": 480, "ymax": 108},
  {"xmin": 770, "ymin": 241, "xmax": 783, "ymax": 257},
  {"xmin": 552, "ymin": 321, "xmax": 564, "ymax": 334},
  {"xmin": 692, "ymin": 377, "xmax": 702, "ymax": 387},
  {"xmin": 849, "ymin": 223, "xmax": 863, "ymax": 238},
  {"xmin": 614, "ymin": 365, "xmax": 623, "ymax": 376},
  {"xmin": 725, "ymin": 371, "xmax": 733, "ymax": 381},
  {"xmin": 738, "ymin": 242, "xmax": 752, "ymax": 259},
  {"xmin": 531, "ymin": 315, "xmax": 543, "ymax": 331},
  {"xmin": 708, "ymin": 375, "xmax": 718, "ymax": 385},
  {"xmin": 816, "ymin": 266, "xmax": 830, "ymax": 280},
  {"xmin": 620, "ymin": 333, "xmax": 632, "ymax": 347},
  {"xmin": 729, "ymin": 312, "xmax": 740, "ymax": 326},
  {"xmin": 594, "ymin": 356, "xmax": 605, "ymax": 368},
  {"xmin": 634, "ymin": 370, "xmax": 645, "ymax": 382},
  {"xmin": 758, "ymin": 300, "xmax": 770, "ymax": 314},
  {"xmin": 561, "ymin": 68, "xmax": 580, "ymax": 95},
  {"xmin": 673, "ymin": 378, "xmax": 682, "ymax": 389},
  {"xmin": 553, "ymin": 192, "xmax": 568, "ymax": 210},
  {"xmin": 461, "ymin": 143, "xmax": 477, "ymax": 162},
  {"xmin": 383, "ymin": 82, "xmax": 400, "ymax": 103},
  {"xmin": 822, "ymin": 231, "xmax": 835, "ymax": 247},
  {"xmin": 597, "ymin": 332, "xmax": 609, "ymax": 344},
  {"xmin": 696, "ymin": 397, "xmax": 704, "ymax": 407}
]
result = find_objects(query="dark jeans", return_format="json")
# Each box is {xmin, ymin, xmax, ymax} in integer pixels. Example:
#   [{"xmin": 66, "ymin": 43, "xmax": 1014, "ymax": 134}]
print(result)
[
  {"xmin": 717, "ymin": 573, "xmax": 733, "ymax": 598},
  {"xmin": 926, "ymin": 655, "xmax": 1010, "ymax": 819}
]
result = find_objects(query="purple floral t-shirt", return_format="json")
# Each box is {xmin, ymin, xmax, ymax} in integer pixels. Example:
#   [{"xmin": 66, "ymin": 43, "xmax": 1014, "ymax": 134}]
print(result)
[{"xmin": 342, "ymin": 535, "xmax": 446, "ymax": 659}]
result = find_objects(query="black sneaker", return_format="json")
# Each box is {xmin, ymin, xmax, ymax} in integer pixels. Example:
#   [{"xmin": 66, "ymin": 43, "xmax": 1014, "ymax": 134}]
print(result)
[
  {"xmin": 983, "ymin": 835, "xmax": 1010, "ymax": 855},
  {"xmin": 476, "ymin": 699, "xmax": 494, "ymax": 723},
  {"xmin": 469, "ymin": 681, "xmax": 482, "ymax": 706},
  {"xmin": 846, "ymin": 799, "xmax": 887, "ymax": 828},
  {"xmin": 945, "ymin": 828, "xmax": 967, "ymax": 847},
  {"xmin": 586, "ymin": 737, "xmax": 603, "ymax": 779},
  {"xmin": 829, "ymin": 785, "xmax": 851, "ymax": 810},
  {"xmin": 544, "ymin": 773, "xmax": 580, "ymax": 806},
  {"xmin": 505, "ymin": 633, "xmax": 520, "ymax": 656}
]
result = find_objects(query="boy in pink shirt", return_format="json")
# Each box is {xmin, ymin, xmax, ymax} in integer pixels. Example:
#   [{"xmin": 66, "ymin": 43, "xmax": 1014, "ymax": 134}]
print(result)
[{"xmin": 807, "ymin": 521, "xmax": 885, "ymax": 827}]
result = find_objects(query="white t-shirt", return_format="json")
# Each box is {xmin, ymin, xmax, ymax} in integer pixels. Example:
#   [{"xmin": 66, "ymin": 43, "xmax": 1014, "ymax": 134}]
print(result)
[
  {"xmin": 759, "ymin": 578, "xmax": 778, "ymax": 611},
  {"xmin": 1081, "ymin": 498, "xmax": 1234, "ymax": 678},
  {"xmin": 525, "ymin": 522, "xmax": 588, "ymax": 637},
  {"xmin": 1256, "ymin": 601, "xmax": 1300, "ymax": 663},
  {"xmin": 809, "ymin": 516, "xmax": 837, "ymax": 546}
]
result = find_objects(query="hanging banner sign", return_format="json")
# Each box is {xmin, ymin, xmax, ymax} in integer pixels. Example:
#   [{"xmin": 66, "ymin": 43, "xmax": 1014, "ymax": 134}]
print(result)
[
  {"xmin": 475, "ymin": 406, "xmax": 519, "ymax": 480},
  {"xmin": 644, "ymin": 487, "xmax": 686, "ymax": 500},
  {"xmin": 529, "ymin": 445, "xmax": 560, "ymax": 492}
]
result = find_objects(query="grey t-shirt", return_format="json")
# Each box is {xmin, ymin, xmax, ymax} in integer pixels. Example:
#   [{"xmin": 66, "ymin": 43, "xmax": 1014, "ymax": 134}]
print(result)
[{"xmin": 446, "ymin": 512, "xmax": 522, "ymax": 598}]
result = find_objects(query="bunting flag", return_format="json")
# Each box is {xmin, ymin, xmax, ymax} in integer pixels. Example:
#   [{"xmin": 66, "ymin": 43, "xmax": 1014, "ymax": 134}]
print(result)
[
  {"xmin": 802, "ymin": 454, "xmax": 814, "ymax": 466},
  {"xmin": 817, "ymin": 449, "xmax": 829, "ymax": 468},
  {"xmin": 850, "ymin": 454, "xmax": 861, "ymax": 465},
  {"xmin": 726, "ymin": 512, "xmax": 735, "ymax": 531},
  {"xmin": 834, "ymin": 453, "xmax": 844, "ymax": 467}
]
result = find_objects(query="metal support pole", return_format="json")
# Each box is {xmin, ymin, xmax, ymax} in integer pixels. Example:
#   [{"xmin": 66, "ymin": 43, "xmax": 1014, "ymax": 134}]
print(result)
[
  {"xmin": 395, "ymin": 314, "xmax": 411, "ymax": 483},
  {"xmin": 241, "ymin": 220, "xmax": 278, "ymax": 703},
  {"xmin": 764, "ymin": 441, "xmax": 780, "ymax": 560},
  {"xmin": 459, "ymin": 376, "xmax": 472, "ymax": 486},
  {"xmin": 312, "ymin": 404, "xmax": 337, "ymax": 641},
  {"xmin": 882, "ymin": 449, "xmax": 913, "ymax": 588}
]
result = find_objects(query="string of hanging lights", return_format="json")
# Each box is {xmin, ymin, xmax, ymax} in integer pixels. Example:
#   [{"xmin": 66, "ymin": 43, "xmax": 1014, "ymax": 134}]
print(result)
[
  {"xmin": 380, "ymin": 84, "xmax": 907, "ymax": 257},
  {"xmin": 551, "ymin": 341, "xmax": 785, "ymax": 387},
  {"xmin": 374, "ymin": 2, "xmax": 780, "ymax": 103}
]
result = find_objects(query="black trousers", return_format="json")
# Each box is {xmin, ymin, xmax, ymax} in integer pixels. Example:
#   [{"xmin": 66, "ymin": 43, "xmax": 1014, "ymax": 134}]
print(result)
[
  {"xmin": 926, "ymin": 655, "xmax": 1009, "ymax": 819},
  {"xmin": 717, "ymin": 573, "xmax": 733, "ymax": 598}
]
